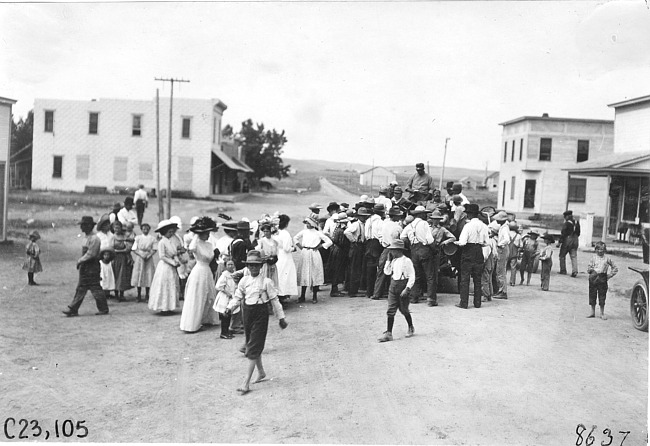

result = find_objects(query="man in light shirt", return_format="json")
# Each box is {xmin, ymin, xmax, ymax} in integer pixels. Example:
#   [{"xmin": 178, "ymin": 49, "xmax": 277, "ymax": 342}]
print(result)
[
  {"xmin": 377, "ymin": 239, "xmax": 416, "ymax": 342},
  {"xmin": 455, "ymin": 203, "xmax": 489, "ymax": 309},
  {"xmin": 344, "ymin": 207, "xmax": 370, "ymax": 297},
  {"xmin": 117, "ymin": 197, "xmax": 138, "ymax": 227},
  {"xmin": 372, "ymin": 207, "xmax": 403, "ymax": 300},
  {"xmin": 400, "ymin": 206, "xmax": 434, "ymax": 304},
  {"xmin": 133, "ymin": 185, "xmax": 149, "ymax": 226},
  {"xmin": 375, "ymin": 186, "xmax": 392, "ymax": 212},
  {"xmin": 493, "ymin": 211, "xmax": 511, "ymax": 299},
  {"xmin": 364, "ymin": 203, "xmax": 386, "ymax": 298}
]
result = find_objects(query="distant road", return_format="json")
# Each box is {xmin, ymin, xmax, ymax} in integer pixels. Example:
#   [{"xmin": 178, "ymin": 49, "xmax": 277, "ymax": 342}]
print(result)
[{"xmin": 318, "ymin": 177, "xmax": 359, "ymax": 203}]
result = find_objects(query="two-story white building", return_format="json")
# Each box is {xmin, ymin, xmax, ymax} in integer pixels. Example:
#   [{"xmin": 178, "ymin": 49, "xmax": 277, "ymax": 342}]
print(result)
[
  {"xmin": 32, "ymin": 97, "xmax": 252, "ymax": 197},
  {"xmin": 497, "ymin": 114, "xmax": 614, "ymax": 216}
]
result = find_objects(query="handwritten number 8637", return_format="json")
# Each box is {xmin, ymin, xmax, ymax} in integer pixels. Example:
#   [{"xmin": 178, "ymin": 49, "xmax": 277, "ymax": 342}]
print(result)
[{"xmin": 575, "ymin": 424, "xmax": 630, "ymax": 446}]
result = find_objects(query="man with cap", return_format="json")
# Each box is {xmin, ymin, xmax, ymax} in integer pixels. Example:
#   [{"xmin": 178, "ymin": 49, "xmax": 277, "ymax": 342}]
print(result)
[
  {"xmin": 400, "ymin": 206, "xmax": 435, "ymax": 304},
  {"xmin": 387, "ymin": 181, "xmax": 399, "ymax": 199},
  {"xmin": 455, "ymin": 204, "xmax": 488, "ymax": 309},
  {"xmin": 493, "ymin": 211, "xmax": 511, "ymax": 299},
  {"xmin": 308, "ymin": 203, "xmax": 323, "ymax": 215},
  {"xmin": 363, "ymin": 203, "xmax": 386, "ymax": 298},
  {"xmin": 62, "ymin": 216, "xmax": 110, "ymax": 316},
  {"xmin": 231, "ymin": 221, "xmax": 255, "ymax": 271},
  {"xmin": 117, "ymin": 196, "xmax": 138, "ymax": 227},
  {"xmin": 428, "ymin": 209, "xmax": 457, "ymax": 306},
  {"xmin": 377, "ymin": 239, "xmax": 416, "ymax": 342},
  {"xmin": 391, "ymin": 186, "xmax": 410, "ymax": 213},
  {"xmin": 133, "ymin": 184, "xmax": 149, "ymax": 226},
  {"xmin": 372, "ymin": 206, "xmax": 403, "ymax": 300},
  {"xmin": 405, "ymin": 163, "xmax": 435, "ymax": 205},
  {"xmin": 559, "ymin": 210, "xmax": 581, "ymax": 277},
  {"xmin": 344, "ymin": 207, "xmax": 370, "ymax": 296},
  {"xmin": 376, "ymin": 186, "xmax": 393, "ymax": 212}
]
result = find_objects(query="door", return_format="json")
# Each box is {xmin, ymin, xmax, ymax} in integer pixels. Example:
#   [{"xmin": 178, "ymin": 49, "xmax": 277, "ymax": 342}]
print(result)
[{"xmin": 523, "ymin": 180, "xmax": 536, "ymax": 209}]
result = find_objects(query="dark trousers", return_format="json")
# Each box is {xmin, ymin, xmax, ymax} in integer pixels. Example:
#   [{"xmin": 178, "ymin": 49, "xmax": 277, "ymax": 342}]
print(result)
[
  {"xmin": 459, "ymin": 244, "xmax": 484, "ymax": 308},
  {"xmin": 373, "ymin": 248, "xmax": 390, "ymax": 298},
  {"xmin": 540, "ymin": 259, "xmax": 552, "ymax": 291},
  {"xmin": 347, "ymin": 242, "xmax": 364, "ymax": 295},
  {"xmin": 219, "ymin": 312, "xmax": 232, "ymax": 336},
  {"xmin": 589, "ymin": 274, "xmax": 608, "ymax": 306},
  {"xmin": 428, "ymin": 250, "xmax": 440, "ymax": 305},
  {"xmin": 410, "ymin": 243, "xmax": 434, "ymax": 302},
  {"xmin": 135, "ymin": 200, "xmax": 146, "ymax": 226},
  {"xmin": 559, "ymin": 235, "xmax": 578, "ymax": 274},
  {"xmin": 69, "ymin": 261, "xmax": 109, "ymax": 313},
  {"xmin": 386, "ymin": 279, "xmax": 410, "ymax": 317},
  {"xmin": 364, "ymin": 239, "xmax": 382, "ymax": 297},
  {"xmin": 321, "ymin": 247, "xmax": 331, "ymax": 284}
]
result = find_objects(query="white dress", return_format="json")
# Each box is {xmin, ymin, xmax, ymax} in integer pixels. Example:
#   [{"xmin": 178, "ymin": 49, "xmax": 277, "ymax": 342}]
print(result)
[
  {"xmin": 97, "ymin": 231, "xmax": 115, "ymax": 291},
  {"xmin": 294, "ymin": 227, "xmax": 333, "ymax": 287},
  {"xmin": 179, "ymin": 238, "xmax": 217, "ymax": 332},
  {"xmin": 274, "ymin": 229, "xmax": 298, "ymax": 295},
  {"xmin": 148, "ymin": 237, "xmax": 180, "ymax": 312}
]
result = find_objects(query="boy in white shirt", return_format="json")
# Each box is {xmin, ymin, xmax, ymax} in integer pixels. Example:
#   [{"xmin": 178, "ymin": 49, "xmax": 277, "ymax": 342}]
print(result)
[{"xmin": 378, "ymin": 239, "xmax": 416, "ymax": 342}]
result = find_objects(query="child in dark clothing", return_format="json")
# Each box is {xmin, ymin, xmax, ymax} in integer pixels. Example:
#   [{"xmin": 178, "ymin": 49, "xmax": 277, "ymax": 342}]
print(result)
[
  {"xmin": 586, "ymin": 242, "xmax": 618, "ymax": 320},
  {"xmin": 520, "ymin": 231, "xmax": 540, "ymax": 286},
  {"xmin": 23, "ymin": 230, "xmax": 43, "ymax": 285}
]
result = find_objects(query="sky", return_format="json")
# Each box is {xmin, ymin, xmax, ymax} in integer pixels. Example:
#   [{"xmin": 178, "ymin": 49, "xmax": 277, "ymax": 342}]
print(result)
[{"xmin": 1, "ymin": 0, "xmax": 649, "ymax": 171}]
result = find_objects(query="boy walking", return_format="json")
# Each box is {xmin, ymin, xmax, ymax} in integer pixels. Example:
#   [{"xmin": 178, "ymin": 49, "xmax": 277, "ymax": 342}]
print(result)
[
  {"xmin": 586, "ymin": 242, "xmax": 618, "ymax": 320},
  {"xmin": 378, "ymin": 240, "xmax": 415, "ymax": 342}
]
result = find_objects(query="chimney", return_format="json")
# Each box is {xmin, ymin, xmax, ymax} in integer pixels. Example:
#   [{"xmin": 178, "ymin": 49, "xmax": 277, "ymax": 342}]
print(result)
[{"xmin": 542, "ymin": 113, "xmax": 549, "ymax": 118}]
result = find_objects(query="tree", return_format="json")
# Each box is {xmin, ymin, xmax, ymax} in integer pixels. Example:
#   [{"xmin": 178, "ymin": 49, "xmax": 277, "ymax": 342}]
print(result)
[
  {"xmin": 11, "ymin": 110, "xmax": 33, "ymax": 155},
  {"xmin": 230, "ymin": 119, "xmax": 290, "ymax": 187}
]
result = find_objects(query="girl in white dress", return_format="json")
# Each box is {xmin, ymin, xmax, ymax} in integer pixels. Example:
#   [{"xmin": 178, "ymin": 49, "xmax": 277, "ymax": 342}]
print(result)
[
  {"xmin": 179, "ymin": 217, "xmax": 218, "ymax": 333},
  {"xmin": 274, "ymin": 214, "xmax": 298, "ymax": 302},
  {"xmin": 148, "ymin": 220, "xmax": 181, "ymax": 313},
  {"xmin": 293, "ymin": 216, "xmax": 333, "ymax": 303},
  {"xmin": 131, "ymin": 223, "xmax": 157, "ymax": 302},
  {"xmin": 96, "ymin": 214, "xmax": 116, "ymax": 298},
  {"xmin": 257, "ymin": 223, "xmax": 279, "ymax": 287},
  {"xmin": 213, "ymin": 259, "xmax": 238, "ymax": 339}
]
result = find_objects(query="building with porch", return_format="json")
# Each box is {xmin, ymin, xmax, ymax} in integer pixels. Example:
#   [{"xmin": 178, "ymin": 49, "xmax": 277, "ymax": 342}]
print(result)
[
  {"xmin": 566, "ymin": 95, "xmax": 650, "ymax": 242},
  {"xmin": 32, "ymin": 97, "xmax": 252, "ymax": 198},
  {"xmin": 0, "ymin": 96, "xmax": 17, "ymax": 241},
  {"xmin": 497, "ymin": 114, "xmax": 614, "ymax": 216}
]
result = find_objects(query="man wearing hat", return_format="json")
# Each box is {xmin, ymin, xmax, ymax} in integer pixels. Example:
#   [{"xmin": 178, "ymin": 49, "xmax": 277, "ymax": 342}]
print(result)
[
  {"xmin": 327, "ymin": 212, "xmax": 350, "ymax": 297},
  {"xmin": 308, "ymin": 203, "xmax": 323, "ymax": 215},
  {"xmin": 363, "ymin": 203, "xmax": 386, "ymax": 298},
  {"xmin": 449, "ymin": 183, "xmax": 469, "ymax": 211},
  {"xmin": 376, "ymin": 186, "xmax": 392, "ymax": 212},
  {"xmin": 400, "ymin": 206, "xmax": 434, "ymax": 304},
  {"xmin": 323, "ymin": 202, "xmax": 340, "ymax": 238},
  {"xmin": 377, "ymin": 239, "xmax": 416, "ymax": 342},
  {"xmin": 391, "ymin": 186, "xmax": 410, "ymax": 212},
  {"xmin": 133, "ymin": 184, "xmax": 149, "ymax": 226},
  {"xmin": 405, "ymin": 163, "xmax": 435, "ymax": 205},
  {"xmin": 372, "ymin": 206, "xmax": 403, "ymax": 300},
  {"xmin": 62, "ymin": 216, "xmax": 110, "ymax": 316},
  {"xmin": 117, "ymin": 196, "xmax": 138, "ymax": 227},
  {"xmin": 559, "ymin": 210, "xmax": 581, "ymax": 277},
  {"xmin": 428, "ymin": 209, "xmax": 457, "ymax": 306},
  {"xmin": 344, "ymin": 207, "xmax": 370, "ymax": 296},
  {"xmin": 231, "ymin": 220, "xmax": 255, "ymax": 271},
  {"xmin": 493, "ymin": 211, "xmax": 511, "ymax": 299},
  {"xmin": 387, "ymin": 180, "xmax": 399, "ymax": 199},
  {"xmin": 455, "ymin": 204, "xmax": 488, "ymax": 309}
]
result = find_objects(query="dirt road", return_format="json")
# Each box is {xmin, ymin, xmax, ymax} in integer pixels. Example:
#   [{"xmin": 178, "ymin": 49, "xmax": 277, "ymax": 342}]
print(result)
[{"xmin": 0, "ymin": 184, "xmax": 646, "ymax": 444}]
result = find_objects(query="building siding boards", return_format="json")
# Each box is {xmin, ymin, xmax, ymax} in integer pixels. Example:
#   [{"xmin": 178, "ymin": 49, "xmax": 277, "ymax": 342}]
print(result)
[
  {"xmin": 359, "ymin": 166, "xmax": 396, "ymax": 187},
  {"xmin": 613, "ymin": 101, "xmax": 650, "ymax": 153},
  {"xmin": 32, "ymin": 97, "xmax": 225, "ymax": 197},
  {"xmin": 498, "ymin": 117, "xmax": 614, "ymax": 216}
]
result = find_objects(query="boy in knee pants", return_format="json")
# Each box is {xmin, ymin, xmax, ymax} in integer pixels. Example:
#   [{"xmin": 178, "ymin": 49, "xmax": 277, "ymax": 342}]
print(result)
[
  {"xmin": 586, "ymin": 242, "xmax": 618, "ymax": 320},
  {"xmin": 378, "ymin": 240, "xmax": 415, "ymax": 342}
]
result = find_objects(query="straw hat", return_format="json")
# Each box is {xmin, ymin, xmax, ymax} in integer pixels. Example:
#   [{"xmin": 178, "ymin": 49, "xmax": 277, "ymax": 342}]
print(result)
[
  {"xmin": 387, "ymin": 239, "xmax": 407, "ymax": 250},
  {"xmin": 410, "ymin": 206, "xmax": 429, "ymax": 215},
  {"xmin": 494, "ymin": 211, "xmax": 508, "ymax": 221},
  {"xmin": 155, "ymin": 219, "xmax": 178, "ymax": 234},
  {"xmin": 245, "ymin": 250, "xmax": 264, "ymax": 264}
]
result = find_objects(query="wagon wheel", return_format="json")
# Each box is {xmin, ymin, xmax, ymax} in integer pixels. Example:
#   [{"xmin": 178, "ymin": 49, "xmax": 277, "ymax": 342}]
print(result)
[
  {"xmin": 480, "ymin": 206, "xmax": 496, "ymax": 224},
  {"xmin": 630, "ymin": 279, "xmax": 649, "ymax": 332}
]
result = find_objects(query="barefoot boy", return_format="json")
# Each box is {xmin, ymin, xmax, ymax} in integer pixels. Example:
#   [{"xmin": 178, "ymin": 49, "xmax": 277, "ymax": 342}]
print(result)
[
  {"xmin": 586, "ymin": 242, "xmax": 618, "ymax": 320},
  {"xmin": 378, "ymin": 239, "xmax": 415, "ymax": 342}
]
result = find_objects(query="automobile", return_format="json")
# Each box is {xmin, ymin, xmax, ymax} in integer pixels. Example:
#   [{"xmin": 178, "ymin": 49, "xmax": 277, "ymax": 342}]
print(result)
[{"xmin": 629, "ymin": 266, "xmax": 648, "ymax": 332}]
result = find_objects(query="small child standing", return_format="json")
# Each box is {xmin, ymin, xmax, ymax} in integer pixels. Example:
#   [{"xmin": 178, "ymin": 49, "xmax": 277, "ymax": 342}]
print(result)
[
  {"xmin": 213, "ymin": 259, "xmax": 238, "ymax": 339},
  {"xmin": 99, "ymin": 246, "xmax": 116, "ymax": 293},
  {"xmin": 586, "ymin": 242, "xmax": 618, "ymax": 320},
  {"xmin": 539, "ymin": 234, "xmax": 554, "ymax": 291},
  {"xmin": 23, "ymin": 230, "xmax": 43, "ymax": 285},
  {"xmin": 520, "ymin": 231, "xmax": 540, "ymax": 286},
  {"xmin": 378, "ymin": 239, "xmax": 415, "ymax": 342}
]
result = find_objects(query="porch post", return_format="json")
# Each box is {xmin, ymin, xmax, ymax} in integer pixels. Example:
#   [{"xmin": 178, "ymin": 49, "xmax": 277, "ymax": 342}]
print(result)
[{"xmin": 602, "ymin": 174, "xmax": 611, "ymax": 242}]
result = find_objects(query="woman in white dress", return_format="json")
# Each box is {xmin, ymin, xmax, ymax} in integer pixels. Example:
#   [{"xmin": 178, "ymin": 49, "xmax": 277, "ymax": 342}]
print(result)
[
  {"xmin": 274, "ymin": 214, "xmax": 298, "ymax": 302},
  {"xmin": 179, "ymin": 217, "xmax": 218, "ymax": 333},
  {"xmin": 293, "ymin": 215, "xmax": 333, "ymax": 303},
  {"xmin": 148, "ymin": 220, "xmax": 181, "ymax": 313}
]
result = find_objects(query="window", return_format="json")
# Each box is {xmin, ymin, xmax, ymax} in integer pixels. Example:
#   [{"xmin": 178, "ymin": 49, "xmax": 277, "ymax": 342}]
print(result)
[
  {"xmin": 539, "ymin": 138, "xmax": 552, "ymax": 161},
  {"xmin": 510, "ymin": 176, "xmax": 516, "ymax": 199},
  {"xmin": 132, "ymin": 115, "xmax": 142, "ymax": 136},
  {"xmin": 89, "ymin": 113, "xmax": 99, "ymax": 134},
  {"xmin": 503, "ymin": 142, "xmax": 507, "ymax": 163},
  {"xmin": 182, "ymin": 117, "xmax": 191, "ymax": 139},
  {"xmin": 502, "ymin": 180, "xmax": 506, "ymax": 207},
  {"xmin": 577, "ymin": 140, "xmax": 589, "ymax": 162},
  {"xmin": 44, "ymin": 111, "xmax": 54, "ymax": 133},
  {"xmin": 138, "ymin": 162, "xmax": 153, "ymax": 180},
  {"xmin": 76, "ymin": 155, "xmax": 89, "ymax": 180},
  {"xmin": 511, "ymin": 140, "xmax": 515, "ymax": 162},
  {"xmin": 568, "ymin": 178, "xmax": 587, "ymax": 202},
  {"xmin": 519, "ymin": 139, "xmax": 523, "ymax": 161},
  {"xmin": 52, "ymin": 156, "xmax": 62, "ymax": 178},
  {"xmin": 113, "ymin": 157, "xmax": 128, "ymax": 182}
]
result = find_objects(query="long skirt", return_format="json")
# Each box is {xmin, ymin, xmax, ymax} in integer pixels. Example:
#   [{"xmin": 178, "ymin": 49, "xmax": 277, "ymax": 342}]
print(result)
[
  {"xmin": 22, "ymin": 257, "xmax": 43, "ymax": 273},
  {"xmin": 113, "ymin": 252, "xmax": 133, "ymax": 291},
  {"xmin": 297, "ymin": 248, "xmax": 324, "ymax": 287},
  {"xmin": 148, "ymin": 260, "xmax": 180, "ymax": 312},
  {"xmin": 276, "ymin": 250, "xmax": 298, "ymax": 296},
  {"xmin": 131, "ymin": 255, "xmax": 155, "ymax": 288},
  {"xmin": 180, "ymin": 262, "xmax": 217, "ymax": 332}
]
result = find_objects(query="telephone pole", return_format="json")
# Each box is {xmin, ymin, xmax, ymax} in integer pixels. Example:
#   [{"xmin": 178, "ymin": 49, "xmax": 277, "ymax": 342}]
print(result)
[
  {"xmin": 439, "ymin": 137, "xmax": 450, "ymax": 191},
  {"xmin": 154, "ymin": 76, "xmax": 190, "ymax": 218}
]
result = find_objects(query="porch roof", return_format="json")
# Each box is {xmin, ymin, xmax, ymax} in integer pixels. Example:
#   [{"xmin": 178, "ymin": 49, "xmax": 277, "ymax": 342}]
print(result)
[
  {"xmin": 564, "ymin": 151, "xmax": 650, "ymax": 177},
  {"xmin": 212, "ymin": 148, "xmax": 254, "ymax": 173}
]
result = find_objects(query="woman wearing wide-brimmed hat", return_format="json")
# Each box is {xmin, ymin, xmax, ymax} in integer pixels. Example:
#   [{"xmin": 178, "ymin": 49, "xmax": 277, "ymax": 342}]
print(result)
[
  {"xmin": 293, "ymin": 215, "xmax": 333, "ymax": 303},
  {"xmin": 148, "ymin": 219, "xmax": 181, "ymax": 313},
  {"xmin": 224, "ymin": 250, "xmax": 288, "ymax": 395},
  {"xmin": 257, "ymin": 222, "xmax": 279, "ymax": 288},
  {"xmin": 273, "ymin": 215, "xmax": 298, "ymax": 302},
  {"xmin": 180, "ymin": 217, "xmax": 219, "ymax": 332}
]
